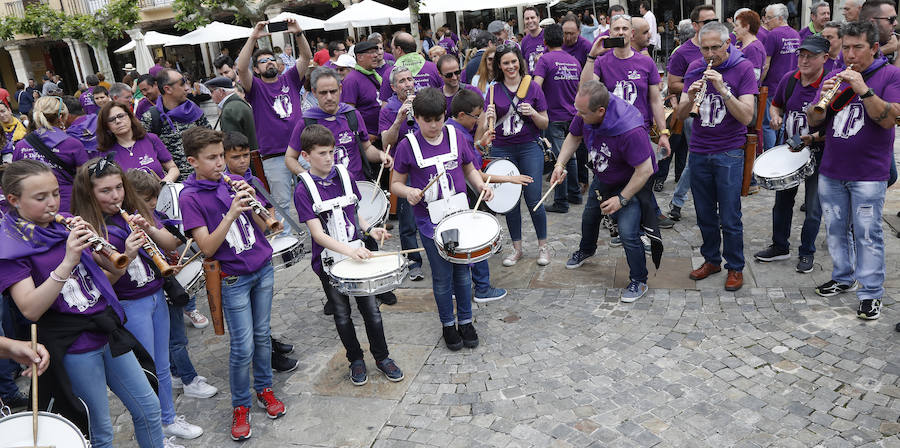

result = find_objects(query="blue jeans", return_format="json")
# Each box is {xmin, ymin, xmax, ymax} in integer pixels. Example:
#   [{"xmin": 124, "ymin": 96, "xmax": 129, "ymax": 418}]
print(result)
[
  {"xmin": 545, "ymin": 121, "xmax": 582, "ymax": 208},
  {"xmin": 420, "ymin": 233, "xmax": 473, "ymax": 326},
  {"xmin": 772, "ymin": 161, "xmax": 822, "ymax": 256},
  {"xmin": 762, "ymin": 97, "xmax": 775, "ymax": 150},
  {"xmin": 470, "ymin": 260, "xmax": 490, "ymax": 293},
  {"xmin": 64, "ymin": 345, "xmax": 163, "ymax": 448},
  {"xmin": 262, "ymin": 156, "xmax": 295, "ymax": 219},
  {"xmin": 221, "ymin": 263, "xmax": 274, "ymax": 408},
  {"xmin": 168, "ymin": 303, "xmax": 198, "ymax": 385},
  {"xmin": 671, "ymin": 117, "xmax": 694, "ymax": 208},
  {"xmin": 690, "ymin": 149, "xmax": 745, "ymax": 271},
  {"xmin": 818, "ymin": 174, "xmax": 886, "ymax": 301},
  {"xmin": 397, "ymin": 197, "xmax": 422, "ymax": 268},
  {"xmin": 491, "ymin": 141, "xmax": 548, "ymax": 241},
  {"xmin": 120, "ymin": 289, "xmax": 175, "ymax": 425},
  {"xmin": 578, "ymin": 176, "xmax": 608, "ymax": 255},
  {"xmin": 614, "ymin": 196, "xmax": 649, "ymax": 283},
  {"xmin": 184, "ymin": 295, "xmax": 197, "ymax": 313}
]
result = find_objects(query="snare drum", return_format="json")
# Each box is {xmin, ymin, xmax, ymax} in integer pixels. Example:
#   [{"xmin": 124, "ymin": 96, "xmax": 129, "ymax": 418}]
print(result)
[
  {"xmin": 0, "ymin": 411, "xmax": 89, "ymax": 447},
  {"xmin": 176, "ymin": 260, "xmax": 205, "ymax": 298},
  {"xmin": 482, "ymin": 159, "xmax": 522, "ymax": 214},
  {"xmin": 157, "ymin": 182, "xmax": 184, "ymax": 230},
  {"xmin": 752, "ymin": 144, "xmax": 815, "ymax": 191},
  {"xmin": 433, "ymin": 210, "xmax": 502, "ymax": 264},
  {"xmin": 271, "ymin": 235, "xmax": 303, "ymax": 271},
  {"xmin": 327, "ymin": 253, "xmax": 409, "ymax": 296},
  {"xmin": 356, "ymin": 181, "xmax": 389, "ymax": 228}
]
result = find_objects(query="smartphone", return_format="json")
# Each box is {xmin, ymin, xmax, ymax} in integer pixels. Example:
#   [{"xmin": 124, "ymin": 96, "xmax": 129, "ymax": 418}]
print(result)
[
  {"xmin": 267, "ymin": 21, "xmax": 289, "ymax": 33},
  {"xmin": 604, "ymin": 37, "xmax": 626, "ymax": 48}
]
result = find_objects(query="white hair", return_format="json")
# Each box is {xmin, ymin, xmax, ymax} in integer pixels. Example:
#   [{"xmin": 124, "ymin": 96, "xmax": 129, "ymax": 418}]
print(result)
[
  {"xmin": 809, "ymin": 1, "xmax": 829, "ymax": 16},
  {"xmin": 766, "ymin": 3, "xmax": 789, "ymax": 21},
  {"xmin": 733, "ymin": 7, "xmax": 750, "ymax": 20},
  {"xmin": 610, "ymin": 14, "xmax": 633, "ymax": 25},
  {"xmin": 390, "ymin": 65, "xmax": 411, "ymax": 86},
  {"xmin": 677, "ymin": 19, "xmax": 695, "ymax": 42},
  {"xmin": 698, "ymin": 22, "xmax": 730, "ymax": 44},
  {"xmin": 845, "ymin": 0, "xmax": 863, "ymax": 7}
]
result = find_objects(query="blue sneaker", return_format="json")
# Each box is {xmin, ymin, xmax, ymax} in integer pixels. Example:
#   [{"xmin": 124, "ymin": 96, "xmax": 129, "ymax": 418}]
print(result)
[
  {"xmin": 566, "ymin": 250, "xmax": 593, "ymax": 269},
  {"xmin": 376, "ymin": 358, "xmax": 405, "ymax": 382},
  {"xmin": 474, "ymin": 287, "xmax": 507, "ymax": 303},
  {"xmin": 349, "ymin": 360, "xmax": 367, "ymax": 386},
  {"xmin": 621, "ymin": 280, "xmax": 648, "ymax": 303}
]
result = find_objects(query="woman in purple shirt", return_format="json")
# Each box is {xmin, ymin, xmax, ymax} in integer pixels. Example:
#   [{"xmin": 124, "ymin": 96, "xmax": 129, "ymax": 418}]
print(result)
[
  {"xmin": 734, "ymin": 10, "xmax": 767, "ymax": 83},
  {"xmin": 96, "ymin": 103, "xmax": 179, "ymax": 182},
  {"xmin": 0, "ymin": 160, "xmax": 165, "ymax": 448},
  {"xmin": 481, "ymin": 45, "xmax": 551, "ymax": 267},
  {"xmin": 72, "ymin": 157, "xmax": 203, "ymax": 442}
]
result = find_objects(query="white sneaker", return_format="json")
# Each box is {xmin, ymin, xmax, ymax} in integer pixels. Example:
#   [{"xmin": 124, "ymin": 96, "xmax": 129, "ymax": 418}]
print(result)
[
  {"xmin": 537, "ymin": 245, "xmax": 550, "ymax": 266},
  {"xmin": 163, "ymin": 415, "xmax": 203, "ymax": 439},
  {"xmin": 184, "ymin": 309, "xmax": 210, "ymax": 329},
  {"xmin": 170, "ymin": 376, "xmax": 182, "ymax": 389},
  {"xmin": 502, "ymin": 249, "xmax": 523, "ymax": 267},
  {"xmin": 163, "ymin": 436, "xmax": 185, "ymax": 448},
  {"xmin": 182, "ymin": 376, "xmax": 218, "ymax": 398}
]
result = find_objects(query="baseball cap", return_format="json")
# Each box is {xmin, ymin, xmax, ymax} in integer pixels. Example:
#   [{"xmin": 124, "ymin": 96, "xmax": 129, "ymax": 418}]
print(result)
[
  {"xmin": 335, "ymin": 54, "xmax": 356, "ymax": 68},
  {"xmin": 353, "ymin": 40, "xmax": 378, "ymax": 54},
  {"xmin": 798, "ymin": 35, "xmax": 829, "ymax": 54},
  {"xmin": 204, "ymin": 76, "xmax": 234, "ymax": 89}
]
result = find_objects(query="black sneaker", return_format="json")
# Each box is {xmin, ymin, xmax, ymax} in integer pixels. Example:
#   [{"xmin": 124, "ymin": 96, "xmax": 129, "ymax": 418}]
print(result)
[
  {"xmin": 349, "ymin": 360, "xmax": 367, "ymax": 385},
  {"xmin": 858, "ymin": 299, "xmax": 882, "ymax": 320},
  {"xmin": 544, "ymin": 203, "xmax": 568, "ymax": 213},
  {"xmin": 753, "ymin": 245, "xmax": 790, "ymax": 262},
  {"xmin": 815, "ymin": 280, "xmax": 859, "ymax": 297},
  {"xmin": 796, "ymin": 255, "xmax": 814, "ymax": 273},
  {"xmin": 657, "ymin": 214, "xmax": 675, "ymax": 229},
  {"xmin": 271, "ymin": 337, "xmax": 293, "ymax": 355},
  {"xmin": 377, "ymin": 291, "xmax": 397, "ymax": 305},
  {"xmin": 566, "ymin": 250, "xmax": 593, "ymax": 269},
  {"xmin": 652, "ymin": 178, "xmax": 664, "ymax": 192},
  {"xmin": 568, "ymin": 196, "xmax": 583, "ymax": 205},
  {"xmin": 442, "ymin": 325, "xmax": 463, "ymax": 351},
  {"xmin": 458, "ymin": 322, "xmax": 479, "ymax": 348},
  {"xmin": 1, "ymin": 391, "xmax": 28, "ymax": 411},
  {"xmin": 668, "ymin": 205, "xmax": 681, "ymax": 221},
  {"xmin": 375, "ymin": 358, "xmax": 405, "ymax": 382},
  {"xmin": 323, "ymin": 300, "xmax": 335, "ymax": 316},
  {"xmin": 272, "ymin": 352, "xmax": 299, "ymax": 372}
]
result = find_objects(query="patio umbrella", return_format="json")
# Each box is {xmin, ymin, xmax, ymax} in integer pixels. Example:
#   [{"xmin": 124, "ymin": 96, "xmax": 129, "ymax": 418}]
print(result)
[
  {"xmin": 164, "ymin": 21, "xmax": 253, "ymax": 46},
  {"xmin": 125, "ymin": 29, "xmax": 156, "ymax": 74},
  {"xmin": 114, "ymin": 31, "xmax": 180, "ymax": 54},
  {"xmin": 324, "ymin": 0, "xmax": 408, "ymax": 30},
  {"xmin": 269, "ymin": 11, "xmax": 326, "ymax": 30}
]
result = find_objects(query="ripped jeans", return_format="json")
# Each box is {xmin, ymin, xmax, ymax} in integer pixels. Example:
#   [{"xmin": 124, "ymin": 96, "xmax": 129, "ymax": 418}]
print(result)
[{"xmin": 818, "ymin": 174, "xmax": 886, "ymax": 301}]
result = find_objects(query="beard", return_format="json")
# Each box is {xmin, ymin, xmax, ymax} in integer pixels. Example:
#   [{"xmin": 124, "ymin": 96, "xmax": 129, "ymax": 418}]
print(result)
[{"xmin": 263, "ymin": 67, "xmax": 279, "ymax": 78}]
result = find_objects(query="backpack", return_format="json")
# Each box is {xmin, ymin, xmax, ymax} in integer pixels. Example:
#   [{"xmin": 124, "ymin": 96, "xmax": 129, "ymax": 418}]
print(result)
[{"xmin": 303, "ymin": 110, "xmax": 375, "ymax": 180}]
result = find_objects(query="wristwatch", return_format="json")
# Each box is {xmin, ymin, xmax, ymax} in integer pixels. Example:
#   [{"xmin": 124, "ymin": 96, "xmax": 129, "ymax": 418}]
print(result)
[
  {"xmin": 617, "ymin": 193, "xmax": 629, "ymax": 207},
  {"xmin": 860, "ymin": 88, "xmax": 875, "ymax": 99},
  {"xmin": 660, "ymin": 129, "xmax": 671, "ymax": 136}
]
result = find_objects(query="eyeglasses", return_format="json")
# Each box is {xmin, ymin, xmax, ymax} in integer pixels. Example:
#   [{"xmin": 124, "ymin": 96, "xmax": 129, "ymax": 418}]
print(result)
[
  {"xmin": 167, "ymin": 77, "xmax": 185, "ymax": 87},
  {"xmin": 464, "ymin": 111, "xmax": 481, "ymax": 120},
  {"xmin": 875, "ymin": 16, "xmax": 898, "ymax": 23},
  {"xmin": 443, "ymin": 70, "xmax": 462, "ymax": 79},
  {"xmin": 696, "ymin": 18, "xmax": 719, "ymax": 25},
  {"xmin": 700, "ymin": 44, "xmax": 724, "ymax": 52},
  {"xmin": 106, "ymin": 112, "xmax": 129, "ymax": 123},
  {"xmin": 256, "ymin": 57, "xmax": 277, "ymax": 64},
  {"xmin": 89, "ymin": 154, "xmax": 116, "ymax": 178}
]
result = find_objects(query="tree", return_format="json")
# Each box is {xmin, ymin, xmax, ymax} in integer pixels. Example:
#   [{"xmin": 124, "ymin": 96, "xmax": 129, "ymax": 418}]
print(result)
[{"xmin": 172, "ymin": 0, "xmax": 337, "ymax": 31}]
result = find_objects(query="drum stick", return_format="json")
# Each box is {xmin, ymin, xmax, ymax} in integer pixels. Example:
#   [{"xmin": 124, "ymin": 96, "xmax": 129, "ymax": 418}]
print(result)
[
  {"xmin": 533, "ymin": 180, "xmax": 560, "ymax": 212},
  {"xmin": 370, "ymin": 248, "xmax": 426, "ymax": 257},
  {"xmin": 178, "ymin": 238, "xmax": 193, "ymax": 264},
  {"xmin": 422, "ymin": 171, "xmax": 444, "ymax": 194},
  {"xmin": 182, "ymin": 250, "xmax": 204, "ymax": 267},
  {"xmin": 379, "ymin": 228, "xmax": 387, "ymax": 246},
  {"xmin": 374, "ymin": 145, "xmax": 390, "ymax": 187},
  {"xmin": 473, "ymin": 176, "xmax": 492, "ymax": 214},
  {"xmin": 31, "ymin": 324, "xmax": 37, "ymax": 448},
  {"xmin": 266, "ymin": 230, "xmax": 283, "ymax": 240}
]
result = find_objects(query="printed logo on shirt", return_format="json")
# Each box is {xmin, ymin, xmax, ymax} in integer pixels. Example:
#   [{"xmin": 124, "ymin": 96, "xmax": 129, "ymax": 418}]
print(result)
[
  {"xmin": 698, "ymin": 84, "xmax": 730, "ymax": 128},
  {"xmin": 553, "ymin": 62, "xmax": 580, "ymax": 81},
  {"xmin": 139, "ymin": 154, "xmax": 154, "ymax": 166},
  {"xmin": 627, "ymin": 70, "xmax": 642, "ymax": 80},
  {"xmin": 785, "ymin": 106, "xmax": 809, "ymax": 139},
  {"xmin": 335, "ymin": 145, "xmax": 350, "ymax": 168},
  {"xmin": 338, "ymin": 131, "xmax": 353, "ymax": 145},
  {"xmin": 61, "ymin": 264, "xmax": 102, "ymax": 312},
  {"xmin": 126, "ymin": 255, "xmax": 155, "ymax": 287},
  {"xmin": 589, "ymin": 142, "xmax": 612, "ymax": 173},
  {"xmin": 831, "ymin": 103, "xmax": 865, "ymax": 139},
  {"xmin": 613, "ymin": 81, "xmax": 638, "ymax": 105},
  {"xmin": 501, "ymin": 109, "xmax": 524, "ymax": 136},
  {"xmin": 528, "ymin": 47, "xmax": 545, "ymax": 73},
  {"xmin": 780, "ymin": 38, "xmax": 800, "ymax": 55},
  {"xmin": 323, "ymin": 208, "xmax": 356, "ymax": 242},
  {"xmin": 273, "ymin": 86, "xmax": 294, "ymax": 119},
  {"xmin": 223, "ymin": 213, "xmax": 257, "ymax": 254},
  {"xmin": 444, "ymin": 160, "xmax": 459, "ymax": 171}
]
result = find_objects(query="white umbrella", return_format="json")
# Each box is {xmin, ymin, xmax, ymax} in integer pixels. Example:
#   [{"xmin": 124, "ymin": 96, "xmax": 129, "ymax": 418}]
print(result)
[
  {"xmin": 416, "ymin": 0, "xmax": 486, "ymax": 14},
  {"xmin": 164, "ymin": 21, "xmax": 253, "ymax": 46},
  {"xmin": 269, "ymin": 11, "xmax": 326, "ymax": 30},
  {"xmin": 392, "ymin": 7, "xmax": 412, "ymax": 25},
  {"xmin": 114, "ymin": 31, "xmax": 180, "ymax": 54},
  {"xmin": 324, "ymin": 0, "xmax": 408, "ymax": 30},
  {"xmin": 125, "ymin": 29, "xmax": 155, "ymax": 74}
]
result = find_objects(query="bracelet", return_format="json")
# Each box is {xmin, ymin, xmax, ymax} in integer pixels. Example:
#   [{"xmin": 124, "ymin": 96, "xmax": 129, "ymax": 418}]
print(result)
[
  {"xmin": 587, "ymin": 55, "xmax": 597, "ymax": 61},
  {"xmin": 50, "ymin": 269, "xmax": 69, "ymax": 283},
  {"xmin": 364, "ymin": 224, "xmax": 374, "ymax": 236}
]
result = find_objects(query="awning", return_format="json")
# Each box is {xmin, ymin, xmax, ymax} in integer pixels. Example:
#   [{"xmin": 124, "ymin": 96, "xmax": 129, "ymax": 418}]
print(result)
[
  {"xmin": 164, "ymin": 22, "xmax": 253, "ymax": 46},
  {"xmin": 324, "ymin": 0, "xmax": 409, "ymax": 30},
  {"xmin": 114, "ymin": 31, "xmax": 180, "ymax": 54},
  {"xmin": 268, "ymin": 11, "xmax": 326, "ymax": 30}
]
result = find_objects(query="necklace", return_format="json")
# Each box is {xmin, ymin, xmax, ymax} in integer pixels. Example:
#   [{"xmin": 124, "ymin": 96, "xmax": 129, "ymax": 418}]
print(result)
[{"xmin": 121, "ymin": 140, "xmax": 136, "ymax": 156}]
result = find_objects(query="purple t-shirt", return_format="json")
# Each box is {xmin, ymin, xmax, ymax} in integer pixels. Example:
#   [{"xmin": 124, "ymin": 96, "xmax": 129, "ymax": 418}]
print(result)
[
  {"xmin": 486, "ymin": 80, "xmax": 548, "ymax": 146},
  {"xmin": 289, "ymin": 107, "xmax": 369, "ymax": 182},
  {"xmin": 534, "ymin": 50, "xmax": 580, "ymax": 122},
  {"xmin": 106, "ymin": 133, "xmax": 172, "ymax": 179},
  {"xmin": 823, "ymin": 57, "xmax": 838, "ymax": 75},
  {"xmin": 179, "ymin": 174, "xmax": 273, "ymax": 276},
  {"xmin": 763, "ymin": 25, "xmax": 801, "ymax": 90},
  {"xmin": 293, "ymin": 167, "xmax": 362, "ymax": 276},
  {"xmin": 379, "ymin": 95, "xmax": 419, "ymax": 145},
  {"xmin": 772, "ymin": 70, "xmax": 820, "ymax": 139},
  {"xmin": 0, "ymin": 223, "xmax": 111, "ymax": 353},
  {"xmin": 817, "ymin": 63, "xmax": 900, "ymax": 181},
  {"xmin": 666, "ymin": 39, "xmax": 703, "ymax": 78},
  {"xmin": 245, "ymin": 65, "xmax": 305, "ymax": 156},
  {"xmin": 443, "ymin": 84, "xmax": 483, "ymax": 117},
  {"xmin": 594, "ymin": 51, "xmax": 660, "ymax": 126},
  {"xmin": 341, "ymin": 69, "xmax": 383, "ymax": 136},
  {"xmin": 392, "ymin": 127, "xmax": 477, "ymax": 238},
  {"xmin": 683, "ymin": 57, "xmax": 759, "ymax": 154},
  {"xmin": 80, "ymin": 87, "xmax": 98, "ymax": 115},
  {"xmin": 135, "ymin": 97, "xmax": 154, "ymax": 120},
  {"xmin": 799, "ymin": 26, "xmax": 814, "ymax": 41},
  {"xmin": 225, "ymin": 168, "xmax": 272, "ymax": 209},
  {"xmin": 438, "ymin": 37, "xmax": 459, "ymax": 57},
  {"xmin": 520, "ymin": 30, "xmax": 546, "ymax": 74},
  {"xmin": 756, "ymin": 26, "xmax": 770, "ymax": 45},
  {"xmin": 446, "ymin": 118, "xmax": 481, "ymax": 168},
  {"xmin": 378, "ymin": 59, "xmax": 444, "ymax": 102},
  {"xmin": 569, "ymin": 116, "xmax": 656, "ymax": 186},
  {"xmin": 738, "ymin": 39, "xmax": 767, "ymax": 82},
  {"xmin": 105, "ymin": 213, "xmax": 165, "ymax": 301},
  {"xmin": 13, "ymin": 130, "xmax": 89, "ymax": 213},
  {"xmin": 562, "ymin": 36, "xmax": 593, "ymax": 67}
]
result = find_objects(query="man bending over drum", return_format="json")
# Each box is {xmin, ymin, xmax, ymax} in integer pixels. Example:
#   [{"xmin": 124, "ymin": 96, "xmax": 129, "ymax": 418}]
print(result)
[
  {"xmin": 551, "ymin": 81, "xmax": 657, "ymax": 303},
  {"xmin": 753, "ymin": 35, "xmax": 829, "ymax": 273},
  {"xmin": 293, "ymin": 124, "xmax": 404, "ymax": 386}
]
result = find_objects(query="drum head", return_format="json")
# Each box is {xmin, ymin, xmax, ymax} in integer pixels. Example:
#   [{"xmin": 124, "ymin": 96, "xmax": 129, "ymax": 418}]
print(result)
[
  {"xmin": 271, "ymin": 235, "xmax": 300, "ymax": 252},
  {"xmin": 484, "ymin": 160, "xmax": 523, "ymax": 214},
  {"xmin": 0, "ymin": 411, "xmax": 88, "ymax": 447},
  {"xmin": 356, "ymin": 181, "xmax": 389, "ymax": 227},
  {"xmin": 435, "ymin": 212, "xmax": 500, "ymax": 250},
  {"xmin": 330, "ymin": 253, "xmax": 402, "ymax": 278},
  {"xmin": 753, "ymin": 145, "xmax": 811, "ymax": 178},
  {"xmin": 176, "ymin": 260, "xmax": 203, "ymax": 288},
  {"xmin": 156, "ymin": 183, "xmax": 184, "ymax": 221}
]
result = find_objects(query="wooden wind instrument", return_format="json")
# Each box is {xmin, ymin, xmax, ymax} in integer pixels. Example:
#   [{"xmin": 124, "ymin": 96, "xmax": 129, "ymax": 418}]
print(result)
[
  {"xmin": 221, "ymin": 173, "xmax": 283, "ymax": 233},
  {"xmin": 118, "ymin": 207, "xmax": 175, "ymax": 276},
  {"xmin": 53, "ymin": 214, "xmax": 129, "ymax": 269}
]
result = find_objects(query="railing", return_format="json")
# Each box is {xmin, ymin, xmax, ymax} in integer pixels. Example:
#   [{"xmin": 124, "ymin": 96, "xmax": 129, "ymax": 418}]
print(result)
[
  {"xmin": 138, "ymin": 0, "xmax": 173, "ymax": 9},
  {"xmin": 63, "ymin": 0, "xmax": 107, "ymax": 15},
  {"xmin": 4, "ymin": 0, "xmax": 45, "ymax": 18}
]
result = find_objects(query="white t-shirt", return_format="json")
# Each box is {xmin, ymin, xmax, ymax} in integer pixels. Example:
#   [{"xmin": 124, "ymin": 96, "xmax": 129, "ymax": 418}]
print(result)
[{"xmin": 644, "ymin": 10, "xmax": 660, "ymax": 47}]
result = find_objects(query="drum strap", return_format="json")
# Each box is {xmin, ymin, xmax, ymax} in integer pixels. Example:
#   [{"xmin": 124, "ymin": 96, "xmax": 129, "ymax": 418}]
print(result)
[
  {"xmin": 298, "ymin": 165, "xmax": 358, "ymax": 244},
  {"xmin": 407, "ymin": 126, "xmax": 459, "ymax": 201}
]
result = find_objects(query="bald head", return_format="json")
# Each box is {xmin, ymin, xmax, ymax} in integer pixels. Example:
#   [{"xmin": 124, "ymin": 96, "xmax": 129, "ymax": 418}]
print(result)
[
  {"xmin": 393, "ymin": 32, "xmax": 417, "ymax": 54},
  {"xmin": 632, "ymin": 16, "xmax": 651, "ymax": 51},
  {"xmin": 842, "ymin": 0, "xmax": 863, "ymax": 21}
]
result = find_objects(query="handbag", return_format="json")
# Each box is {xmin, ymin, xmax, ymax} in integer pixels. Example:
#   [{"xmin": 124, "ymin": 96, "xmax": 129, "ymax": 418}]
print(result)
[
  {"xmin": 498, "ymin": 85, "xmax": 557, "ymax": 173},
  {"xmin": 163, "ymin": 275, "xmax": 189, "ymax": 307}
]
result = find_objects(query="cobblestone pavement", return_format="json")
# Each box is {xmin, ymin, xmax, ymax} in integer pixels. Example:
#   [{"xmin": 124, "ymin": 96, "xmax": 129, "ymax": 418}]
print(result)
[{"xmin": 94, "ymin": 134, "xmax": 900, "ymax": 447}]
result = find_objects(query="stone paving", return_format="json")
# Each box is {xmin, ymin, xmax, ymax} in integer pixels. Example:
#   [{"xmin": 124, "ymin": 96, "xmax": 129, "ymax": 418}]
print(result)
[{"xmin": 90, "ymin": 133, "xmax": 900, "ymax": 447}]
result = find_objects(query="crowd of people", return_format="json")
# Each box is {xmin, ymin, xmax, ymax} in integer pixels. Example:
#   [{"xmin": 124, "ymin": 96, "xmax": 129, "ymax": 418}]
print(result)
[{"xmin": 0, "ymin": 0, "xmax": 898, "ymax": 445}]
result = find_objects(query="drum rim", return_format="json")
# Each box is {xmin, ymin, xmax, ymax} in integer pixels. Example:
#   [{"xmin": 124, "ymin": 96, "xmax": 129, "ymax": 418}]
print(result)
[
  {"xmin": 329, "ymin": 256, "xmax": 405, "ymax": 279},
  {"xmin": 0, "ymin": 410, "xmax": 88, "ymax": 445},
  {"xmin": 482, "ymin": 159, "xmax": 523, "ymax": 214},
  {"xmin": 753, "ymin": 146, "xmax": 813, "ymax": 178},
  {"xmin": 434, "ymin": 210, "xmax": 502, "ymax": 250}
]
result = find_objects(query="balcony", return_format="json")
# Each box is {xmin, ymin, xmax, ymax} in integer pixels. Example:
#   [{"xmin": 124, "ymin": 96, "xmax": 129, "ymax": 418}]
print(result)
[
  {"xmin": 4, "ymin": 0, "xmax": 46, "ymax": 19},
  {"xmin": 63, "ymin": 0, "xmax": 107, "ymax": 15},
  {"xmin": 138, "ymin": 0, "xmax": 172, "ymax": 9}
]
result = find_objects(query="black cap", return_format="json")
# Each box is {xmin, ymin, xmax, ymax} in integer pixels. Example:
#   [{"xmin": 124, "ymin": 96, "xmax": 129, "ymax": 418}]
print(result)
[
  {"xmin": 798, "ymin": 35, "xmax": 830, "ymax": 54},
  {"xmin": 204, "ymin": 76, "xmax": 234, "ymax": 89},
  {"xmin": 354, "ymin": 40, "xmax": 378, "ymax": 54}
]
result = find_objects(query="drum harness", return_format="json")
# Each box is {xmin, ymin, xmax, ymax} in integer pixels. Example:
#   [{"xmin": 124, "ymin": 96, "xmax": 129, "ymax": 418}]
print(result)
[
  {"xmin": 407, "ymin": 126, "xmax": 469, "ymax": 224},
  {"xmin": 297, "ymin": 164, "xmax": 363, "ymax": 267}
]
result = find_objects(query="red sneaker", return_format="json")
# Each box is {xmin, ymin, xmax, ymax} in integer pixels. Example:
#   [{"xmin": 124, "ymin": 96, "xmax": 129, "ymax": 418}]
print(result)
[
  {"xmin": 256, "ymin": 388, "xmax": 285, "ymax": 419},
  {"xmin": 231, "ymin": 406, "xmax": 251, "ymax": 441}
]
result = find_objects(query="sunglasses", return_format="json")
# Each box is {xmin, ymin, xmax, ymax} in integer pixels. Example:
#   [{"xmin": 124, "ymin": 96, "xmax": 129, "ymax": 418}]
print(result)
[
  {"xmin": 875, "ymin": 16, "xmax": 898, "ymax": 23},
  {"xmin": 696, "ymin": 18, "xmax": 719, "ymax": 25},
  {"xmin": 443, "ymin": 70, "xmax": 462, "ymax": 79},
  {"xmin": 496, "ymin": 44, "xmax": 518, "ymax": 52},
  {"xmin": 257, "ymin": 57, "xmax": 277, "ymax": 64},
  {"xmin": 89, "ymin": 154, "xmax": 116, "ymax": 178},
  {"xmin": 106, "ymin": 112, "xmax": 129, "ymax": 123}
]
